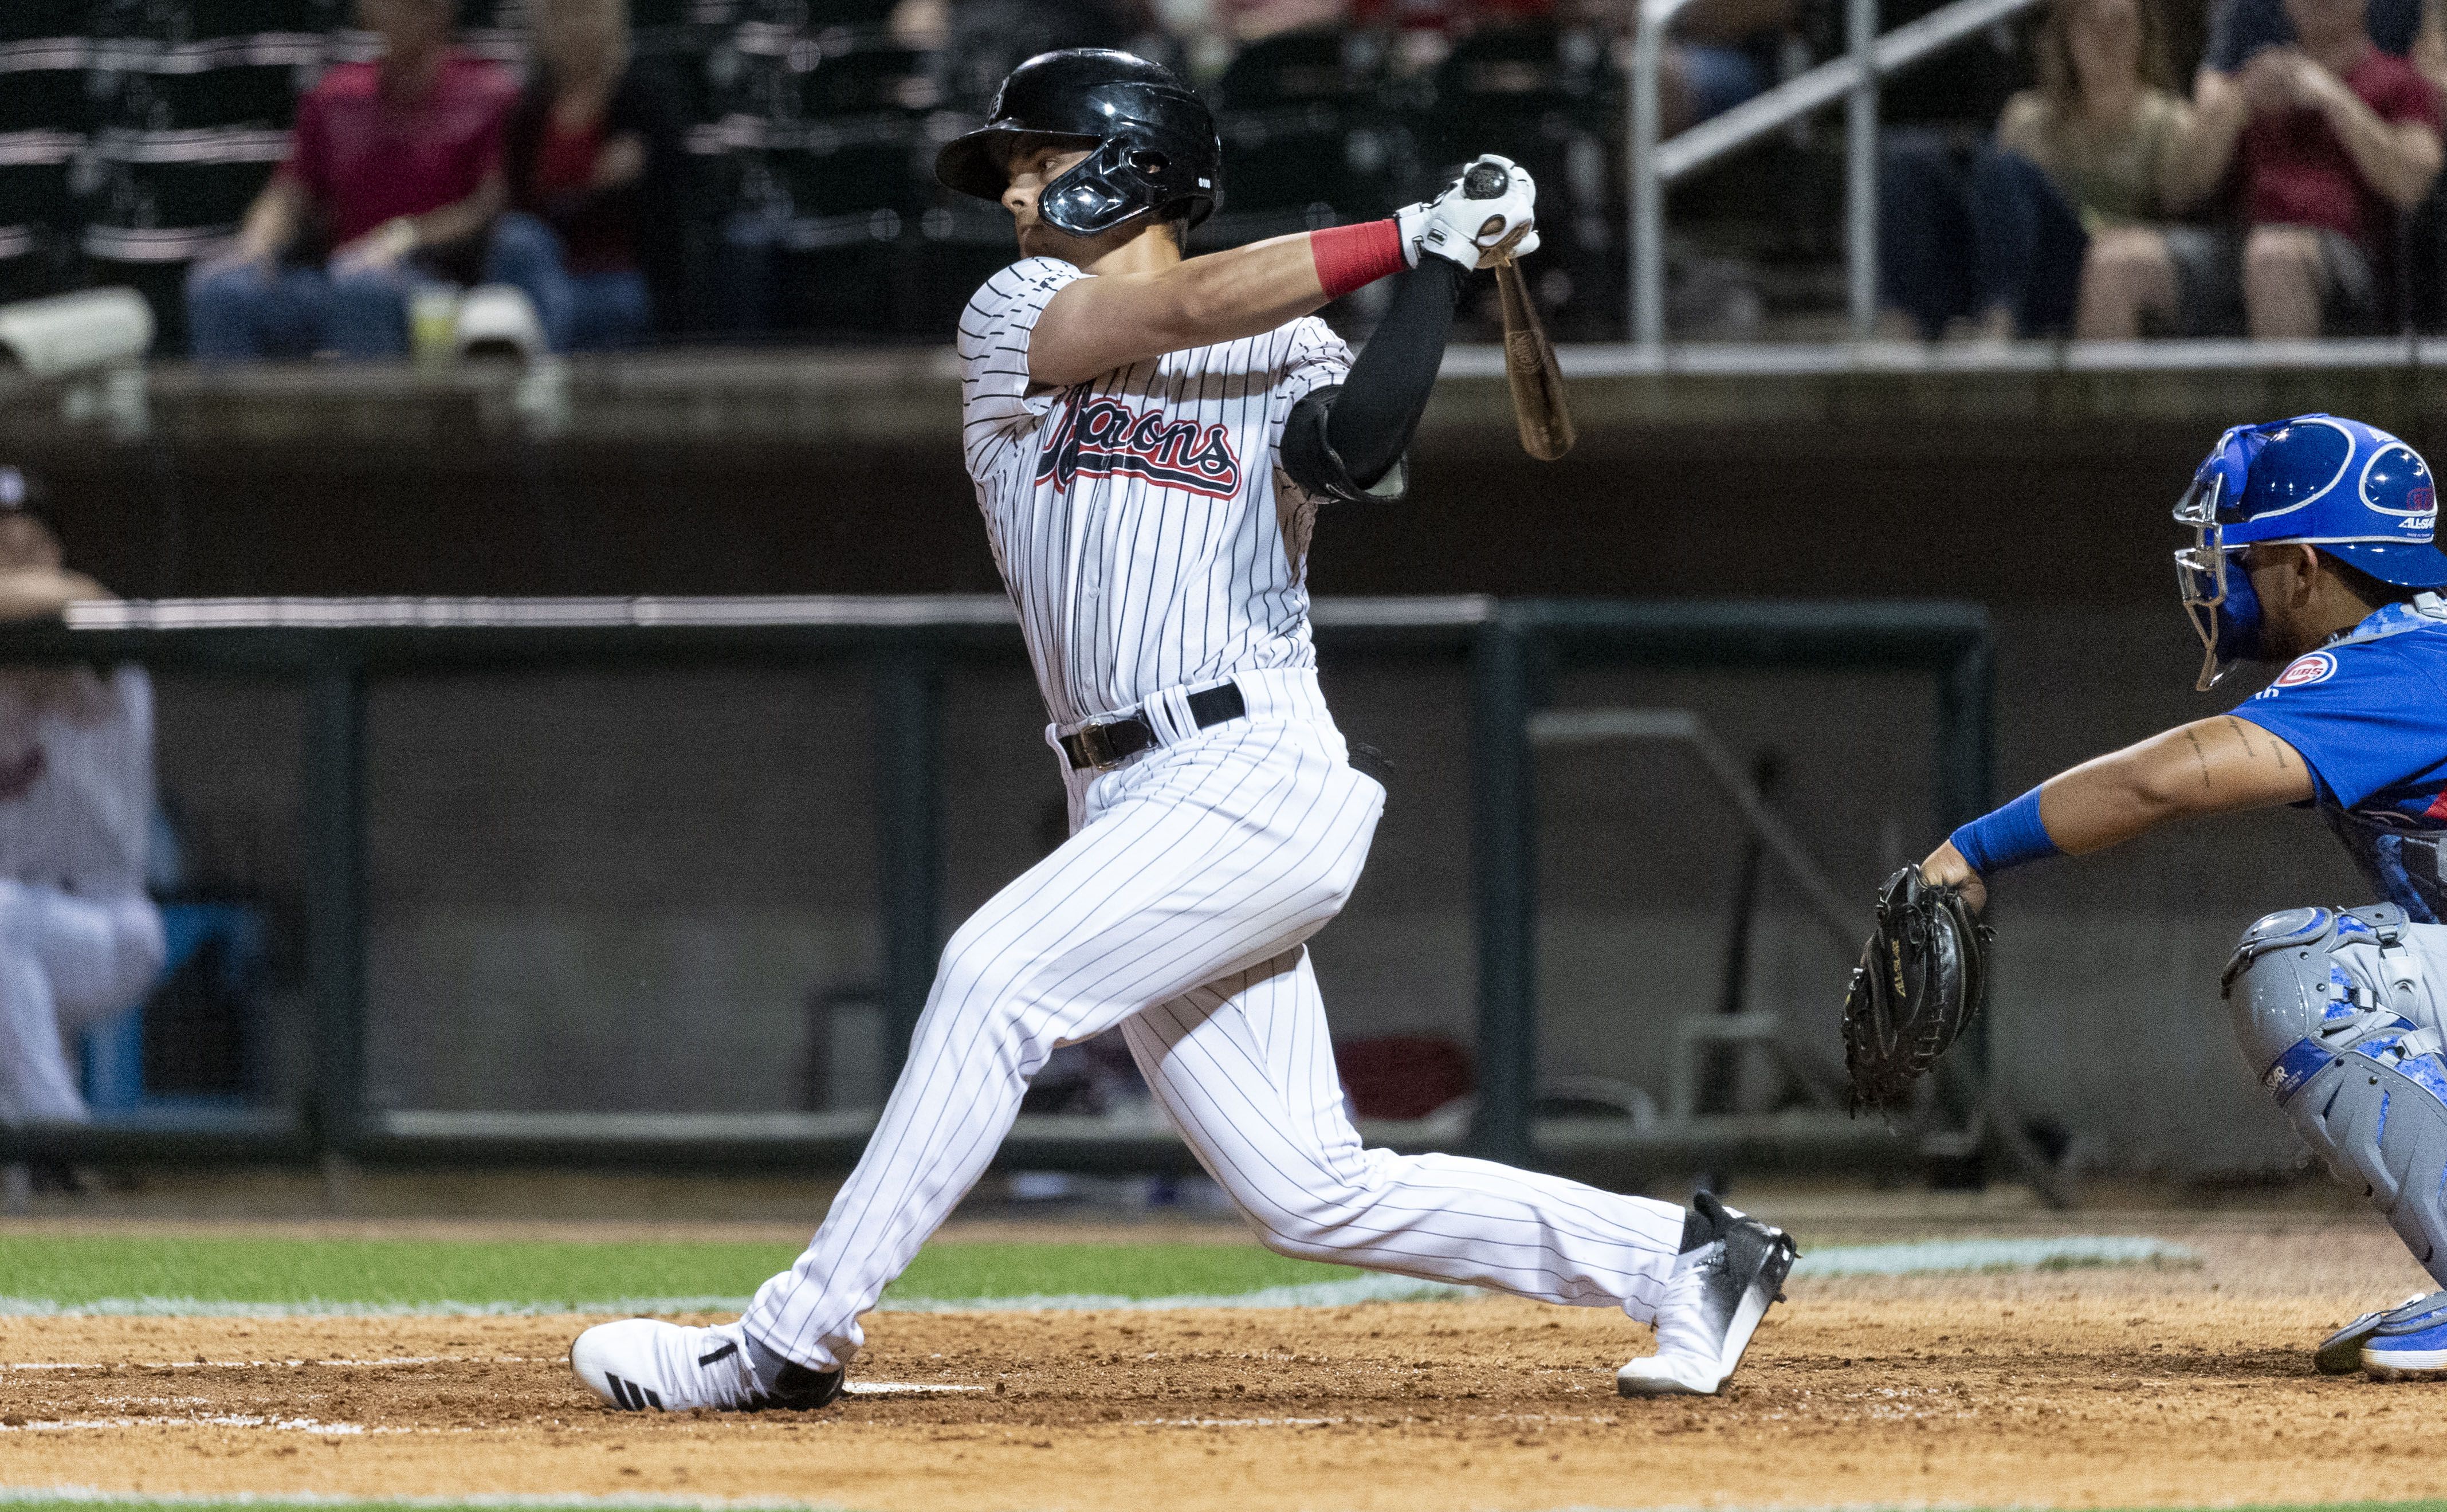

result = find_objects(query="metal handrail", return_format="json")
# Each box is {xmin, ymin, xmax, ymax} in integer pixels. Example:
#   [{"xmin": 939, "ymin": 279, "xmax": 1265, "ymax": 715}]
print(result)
[
  {"xmin": 1526, "ymin": 706, "xmax": 1867, "ymax": 952},
  {"xmin": 0, "ymin": 596, "xmax": 1989, "ymax": 1179},
  {"xmin": 1628, "ymin": 0, "xmax": 2055, "ymax": 344}
]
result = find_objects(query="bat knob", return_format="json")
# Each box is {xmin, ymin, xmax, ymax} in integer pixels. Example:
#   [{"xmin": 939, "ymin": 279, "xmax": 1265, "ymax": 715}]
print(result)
[{"xmin": 1462, "ymin": 161, "xmax": 1508, "ymax": 198}]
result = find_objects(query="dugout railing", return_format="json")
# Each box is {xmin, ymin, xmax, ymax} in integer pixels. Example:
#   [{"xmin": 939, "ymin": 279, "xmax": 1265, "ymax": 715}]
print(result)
[{"xmin": 0, "ymin": 595, "xmax": 1991, "ymax": 1184}]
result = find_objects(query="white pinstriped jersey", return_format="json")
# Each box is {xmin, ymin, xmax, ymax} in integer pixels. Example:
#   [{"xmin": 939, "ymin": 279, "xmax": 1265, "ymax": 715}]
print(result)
[
  {"xmin": 957, "ymin": 257, "xmax": 1352, "ymax": 725},
  {"xmin": 0, "ymin": 667, "xmax": 154, "ymax": 897}
]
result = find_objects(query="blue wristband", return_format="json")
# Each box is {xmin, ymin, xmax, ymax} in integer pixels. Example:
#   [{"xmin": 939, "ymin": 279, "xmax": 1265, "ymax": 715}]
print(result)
[{"xmin": 1947, "ymin": 786, "xmax": 2059, "ymax": 877}]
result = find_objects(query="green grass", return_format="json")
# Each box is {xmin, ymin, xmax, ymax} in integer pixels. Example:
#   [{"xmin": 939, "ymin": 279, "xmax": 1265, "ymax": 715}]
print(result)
[{"xmin": 0, "ymin": 1234, "xmax": 1358, "ymax": 1310}]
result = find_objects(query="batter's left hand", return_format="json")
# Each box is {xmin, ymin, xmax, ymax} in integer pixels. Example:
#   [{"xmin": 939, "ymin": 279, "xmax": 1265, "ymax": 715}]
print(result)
[
  {"xmin": 1415, "ymin": 155, "xmax": 1539, "ymax": 270},
  {"xmin": 1918, "ymin": 841, "xmax": 1986, "ymax": 915}
]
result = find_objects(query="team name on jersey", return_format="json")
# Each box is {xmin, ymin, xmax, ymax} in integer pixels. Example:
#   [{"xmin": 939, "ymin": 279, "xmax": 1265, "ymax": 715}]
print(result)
[{"xmin": 1036, "ymin": 390, "xmax": 1243, "ymax": 500}]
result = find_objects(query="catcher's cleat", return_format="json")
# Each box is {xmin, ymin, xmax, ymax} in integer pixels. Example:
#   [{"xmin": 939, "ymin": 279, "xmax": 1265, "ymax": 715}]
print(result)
[
  {"xmin": 2317, "ymin": 1291, "xmax": 2440, "ymax": 1374},
  {"xmin": 1617, "ymin": 1191, "xmax": 1799, "ymax": 1398},
  {"xmin": 2360, "ymin": 1292, "xmax": 2447, "ymax": 1379},
  {"xmin": 571, "ymin": 1319, "xmax": 843, "ymax": 1412}
]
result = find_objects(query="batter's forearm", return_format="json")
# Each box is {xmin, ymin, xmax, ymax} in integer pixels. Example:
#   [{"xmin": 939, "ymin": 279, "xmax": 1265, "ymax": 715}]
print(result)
[
  {"xmin": 1165, "ymin": 233, "xmax": 1332, "ymax": 336},
  {"xmin": 1030, "ymin": 234, "xmax": 1331, "ymax": 386}
]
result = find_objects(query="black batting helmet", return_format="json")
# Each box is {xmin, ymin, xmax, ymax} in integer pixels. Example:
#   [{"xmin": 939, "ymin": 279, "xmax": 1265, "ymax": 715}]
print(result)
[{"xmin": 934, "ymin": 49, "xmax": 1220, "ymax": 238}]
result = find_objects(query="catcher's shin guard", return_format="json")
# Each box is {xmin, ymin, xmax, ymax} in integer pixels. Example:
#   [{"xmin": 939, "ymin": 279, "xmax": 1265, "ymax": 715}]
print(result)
[{"xmin": 2226, "ymin": 905, "xmax": 2447, "ymax": 1283}]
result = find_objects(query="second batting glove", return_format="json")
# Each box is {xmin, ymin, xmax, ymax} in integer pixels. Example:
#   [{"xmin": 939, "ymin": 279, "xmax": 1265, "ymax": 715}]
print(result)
[{"xmin": 1413, "ymin": 154, "xmax": 1539, "ymax": 270}]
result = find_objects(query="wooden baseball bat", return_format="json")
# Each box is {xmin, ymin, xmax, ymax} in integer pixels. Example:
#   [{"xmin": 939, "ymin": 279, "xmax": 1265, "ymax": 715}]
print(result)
[{"xmin": 1492, "ymin": 253, "xmax": 1573, "ymax": 462}]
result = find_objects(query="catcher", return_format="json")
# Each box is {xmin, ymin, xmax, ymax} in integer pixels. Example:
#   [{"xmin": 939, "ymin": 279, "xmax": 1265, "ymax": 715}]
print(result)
[{"xmin": 1862, "ymin": 413, "xmax": 2447, "ymax": 1380}]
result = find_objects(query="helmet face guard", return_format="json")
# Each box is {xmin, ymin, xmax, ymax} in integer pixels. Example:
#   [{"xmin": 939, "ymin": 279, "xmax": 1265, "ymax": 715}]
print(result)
[
  {"xmin": 2174, "ymin": 463, "xmax": 2265, "ymax": 692},
  {"xmin": 1038, "ymin": 121, "xmax": 1214, "ymax": 237},
  {"xmin": 934, "ymin": 51, "xmax": 1220, "ymax": 241}
]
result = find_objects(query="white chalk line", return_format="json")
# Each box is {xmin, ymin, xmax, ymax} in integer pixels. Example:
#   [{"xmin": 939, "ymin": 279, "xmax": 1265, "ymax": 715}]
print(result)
[
  {"xmin": 0, "ymin": 1416, "xmax": 388, "ymax": 1436},
  {"xmin": 5, "ymin": 1354, "xmax": 982, "ymax": 1396},
  {"xmin": 1130, "ymin": 1416, "xmax": 1341, "ymax": 1428},
  {"xmin": 5, "ymin": 1357, "xmax": 536, "ymax": 1372},
  {"xmin": 0, "ymin": 1236, "xmax": 2201, "ymax": 1321},
  {"xmin": 0, "ymin": 1354, "xmax": 983, "ymax": 1428},
  {"xmin": 1788, "ymin": 1235, "xmax": 2197, "ymax": 1278}
]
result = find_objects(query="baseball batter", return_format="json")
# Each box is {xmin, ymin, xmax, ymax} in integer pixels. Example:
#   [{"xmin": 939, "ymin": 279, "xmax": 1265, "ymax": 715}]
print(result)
[
  {"xmin": 1918, "ymin": 414, "xmax": 2447, "ymax": 1379},
  {"xmin": 0, "ymin": 482, "xmax": 166, "ymax": 1130},
  {"xmin": 573, "ymin": 48, "xmax": 1797, "ymax": 1412}
]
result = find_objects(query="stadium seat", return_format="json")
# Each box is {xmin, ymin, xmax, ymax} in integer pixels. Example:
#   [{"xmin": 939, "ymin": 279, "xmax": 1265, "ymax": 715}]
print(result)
[
  {"xmin": 0, "ymin": 31, "xmax": 92, "ymax": 138},
  {"xmin": 1421, "ymin": 22, "xmax": 1621, "ymax": 334},
  {"xmin": 80, "ymin": 902, "xmax": 272, "ymax": 1115},
  {"xmin": 80, "ymin": 124, "xmax": 290, "ymax": 352},
  {"xmin": 706, "ymin": 37, "xmax": 944, "ymax": 336},
  {"xmin": 0, "ymin": 128, "xmax": 82, "ymax": 305},
  {"xmin": 1203, "ymin": 29, "xmax": 1412, "ymax": 251}
]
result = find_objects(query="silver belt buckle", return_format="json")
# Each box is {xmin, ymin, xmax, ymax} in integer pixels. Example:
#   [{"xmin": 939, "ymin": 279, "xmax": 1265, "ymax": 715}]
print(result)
[{"xmin": 1071, "ymin": 714, "xmax": 1129, "ymax": 771}]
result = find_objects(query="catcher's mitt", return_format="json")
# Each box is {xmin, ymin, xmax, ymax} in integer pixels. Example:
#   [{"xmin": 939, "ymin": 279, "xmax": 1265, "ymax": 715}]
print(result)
[{"xmin": 1842, "ymin": 866, "xmax": 1992, "ymax": 1115}]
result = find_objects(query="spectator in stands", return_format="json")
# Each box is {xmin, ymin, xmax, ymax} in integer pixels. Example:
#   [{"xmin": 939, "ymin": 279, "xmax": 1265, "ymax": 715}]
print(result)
[
  {"xmin": 0, "ymin": 469, "xmax": 166, "ymax": 1134},
  {"xmin": 899, "ymin": 0, "xmax": 1173, "ymax": 112},
  {"xmin": 2172, "ymin": 0, "xmax": 2442, "ymax": 335},
  {"xmin": 1660, "ymin": 0, "xmax": 1803, "ymax": 132},
  {"xmin": 184, "ymin": 0, "xmax": 516, "ymax": 360},
  {"xmin": 485, "ymin": 0, "xmax": 687, "ymax": 352},
  {"xmin": 2207, "ymin": 0, "xmax": 2424, "ymax": 74},
  {"xmin": 1879, "ymin": 0, "xmax": 2193, "ymax": 340}
]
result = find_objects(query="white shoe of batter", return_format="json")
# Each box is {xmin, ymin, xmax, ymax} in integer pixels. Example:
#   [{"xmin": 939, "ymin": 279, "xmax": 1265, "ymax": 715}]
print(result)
[
  {"xmin": 570, "ymin": 1319, "xmax": 843, "ymax": 1412},
  {"xmin": 1616, "ymin": 1193, "xmax": 1798, "ymax": 1399}
]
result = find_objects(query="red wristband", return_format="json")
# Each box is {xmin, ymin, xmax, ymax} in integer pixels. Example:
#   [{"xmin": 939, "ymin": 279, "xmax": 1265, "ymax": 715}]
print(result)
[{"xmin": 1311, "ymin": 219, "xmax": 1406, "ymax": 300}]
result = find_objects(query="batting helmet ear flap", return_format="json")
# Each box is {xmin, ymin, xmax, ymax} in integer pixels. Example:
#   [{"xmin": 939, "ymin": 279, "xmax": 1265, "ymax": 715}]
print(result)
[{"xmin": 1037, "ymin": 127, "xmax": 1216, "ymax": 237}]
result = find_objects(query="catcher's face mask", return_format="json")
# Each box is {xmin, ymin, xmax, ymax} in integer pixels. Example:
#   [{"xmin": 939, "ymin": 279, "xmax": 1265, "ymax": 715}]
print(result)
[{"xmin": 2175, "ymin": 426, "xmax": 2269, "ymax": 693}]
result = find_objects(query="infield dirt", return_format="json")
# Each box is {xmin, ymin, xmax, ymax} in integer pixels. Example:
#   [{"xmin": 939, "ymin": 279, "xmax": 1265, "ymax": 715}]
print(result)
[{"xmin": 6, "ymin": 1212, "xmax": 2446, "ymax": 1512}]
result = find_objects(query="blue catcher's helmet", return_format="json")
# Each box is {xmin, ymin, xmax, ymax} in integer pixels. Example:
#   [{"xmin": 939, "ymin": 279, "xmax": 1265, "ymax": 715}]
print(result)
[{"xmin": 2174, "ymin": 414, "xmax": 2447, "ymax": 690}]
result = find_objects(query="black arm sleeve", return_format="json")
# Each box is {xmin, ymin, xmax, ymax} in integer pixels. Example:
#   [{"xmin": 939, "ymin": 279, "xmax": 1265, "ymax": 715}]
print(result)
[{"xmin": 1280, "ymin": 255, "xmax": 1466, "ymax": 502}]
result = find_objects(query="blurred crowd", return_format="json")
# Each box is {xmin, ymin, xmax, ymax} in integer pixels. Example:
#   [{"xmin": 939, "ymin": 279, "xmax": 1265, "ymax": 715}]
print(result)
[
  {"xmin": 2, "ymin": 0, "xmax": 2444, "ymax": 349},
  {"xmin": 1880, "ymin": 0, "xmax": 2447, "ymax": 340}
]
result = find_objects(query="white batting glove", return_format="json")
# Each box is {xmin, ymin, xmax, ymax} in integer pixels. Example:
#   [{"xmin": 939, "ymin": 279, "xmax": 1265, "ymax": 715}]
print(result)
[
  {"xmin": 1414, "ymin": 154, "xmax": 1539, "ymax": 270},
  {"xmin": 1395, "ymin": 199, "xmax": 1435, "ymax": 268}
]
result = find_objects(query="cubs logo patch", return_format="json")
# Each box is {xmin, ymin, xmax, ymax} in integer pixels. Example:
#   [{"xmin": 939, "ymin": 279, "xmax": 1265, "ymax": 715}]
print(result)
[
  {"xmin": 2273, "ymin": 650, "xmax": 2338, "ymax": 689},
  {"xmin": 1036, "ymin": 391, "xmax": 1243, "ymax": 500}
]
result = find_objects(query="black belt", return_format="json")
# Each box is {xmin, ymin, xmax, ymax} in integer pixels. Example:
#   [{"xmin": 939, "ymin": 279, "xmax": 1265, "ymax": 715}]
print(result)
[{"xmin": 1060, "ymin": 682, "xmax": 1248, "ymax": 771}]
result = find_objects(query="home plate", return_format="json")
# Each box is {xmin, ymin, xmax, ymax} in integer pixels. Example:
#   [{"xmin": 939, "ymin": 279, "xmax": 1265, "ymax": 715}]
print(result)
[{"xmin": 844, "ymin": 1381, "xmax": 987, "ymax": 1395}]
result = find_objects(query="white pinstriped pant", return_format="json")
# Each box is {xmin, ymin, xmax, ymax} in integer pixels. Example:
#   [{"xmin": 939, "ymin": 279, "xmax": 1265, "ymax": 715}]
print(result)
[
  {"xmin": 744, "ymin": 669, "xmax": 1686, "ymax": 1369},
  {"xmin": 0, "ymin": 882, "xmax": 164, "ymax": 1124}
]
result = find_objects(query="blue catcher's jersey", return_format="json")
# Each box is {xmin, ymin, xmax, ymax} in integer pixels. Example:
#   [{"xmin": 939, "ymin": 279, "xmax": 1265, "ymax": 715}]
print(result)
[{"xmin": 2231, "ymin": 595, "xmax": 2447, "ymax": 922}]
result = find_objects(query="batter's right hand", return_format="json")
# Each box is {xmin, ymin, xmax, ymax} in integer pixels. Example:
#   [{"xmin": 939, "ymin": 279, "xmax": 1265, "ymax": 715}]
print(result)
[{"xmin": 1416, "ymin": 154, "xmax": 1539, "ymax": 270}]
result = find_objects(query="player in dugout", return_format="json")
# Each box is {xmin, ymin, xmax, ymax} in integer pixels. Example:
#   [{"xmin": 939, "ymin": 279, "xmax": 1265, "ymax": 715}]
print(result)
[
  {"xmin": 565, "ymin": 48, "xmax": 1799, "ymax": 1412},
  {"xmin": 0, "ymin": 467, "xmax": 166, "ymax": 1148},
  {"xmin": 1918, "ymin": 414, "xmax": 2447, "ymax": 1380}
]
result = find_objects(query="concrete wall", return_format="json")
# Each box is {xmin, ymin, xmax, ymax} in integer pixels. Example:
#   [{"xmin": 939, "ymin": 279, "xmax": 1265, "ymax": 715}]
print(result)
[{"xmin": 150, "ymin": 603, "xmax": 2356, "ymax": 1177}]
